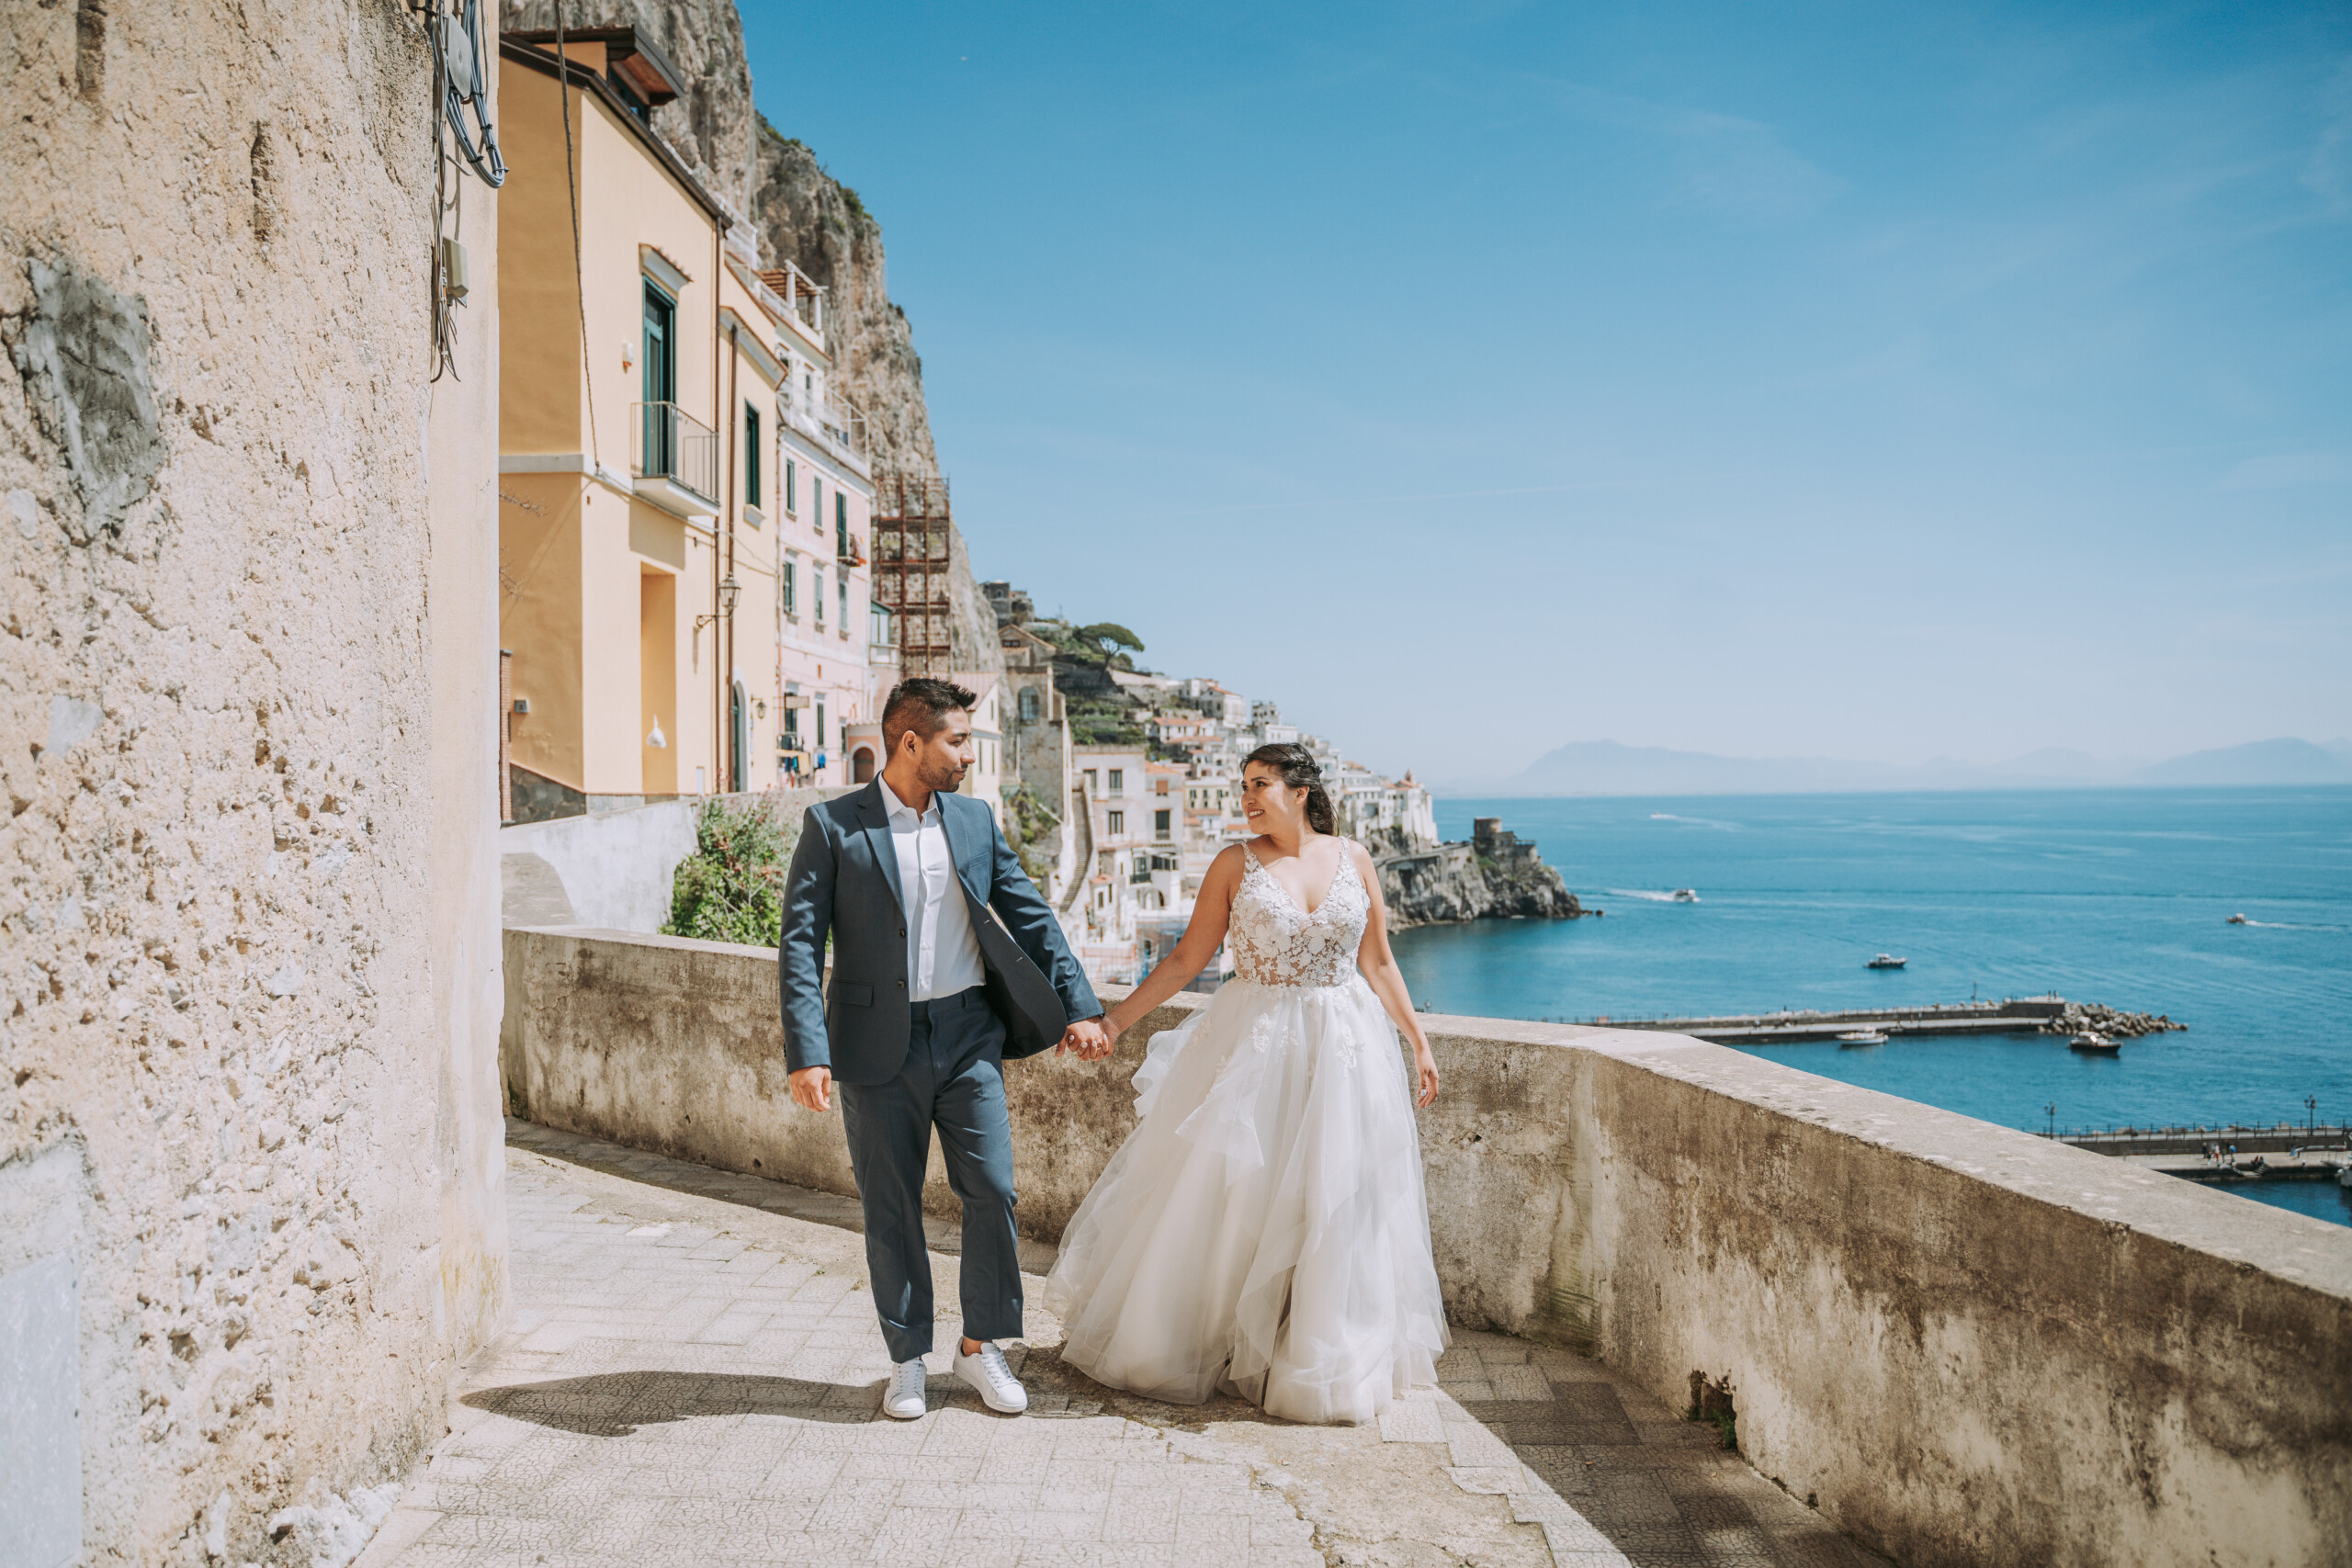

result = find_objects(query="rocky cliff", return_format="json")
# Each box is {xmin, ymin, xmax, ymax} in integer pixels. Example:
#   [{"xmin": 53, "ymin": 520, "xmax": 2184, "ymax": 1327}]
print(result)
[
  {"xmin": 1378, "ymin": 842, "xmax": 1588, "ymax": 929},
  {"xmin": 752, "ymin": 128, "xmax": 940, "ymax": 480}
]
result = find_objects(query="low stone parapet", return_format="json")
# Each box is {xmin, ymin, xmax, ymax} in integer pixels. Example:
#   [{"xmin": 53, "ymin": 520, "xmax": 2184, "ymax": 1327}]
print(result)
[{"xmin": 499, "ymin": 924, "xmax": 2352, "ymax": 1568}]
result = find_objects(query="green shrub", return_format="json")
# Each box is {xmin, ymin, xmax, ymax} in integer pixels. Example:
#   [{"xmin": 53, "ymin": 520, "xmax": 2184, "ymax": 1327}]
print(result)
[{"xmin": 663, "ymin": 794, "xmax": 801, "ymax": 946}]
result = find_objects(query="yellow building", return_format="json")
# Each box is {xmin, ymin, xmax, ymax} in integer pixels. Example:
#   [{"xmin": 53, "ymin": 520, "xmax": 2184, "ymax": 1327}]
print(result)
[{"xmin": 496, "ymin": 28, "xmax": 862, "ymax": 818}]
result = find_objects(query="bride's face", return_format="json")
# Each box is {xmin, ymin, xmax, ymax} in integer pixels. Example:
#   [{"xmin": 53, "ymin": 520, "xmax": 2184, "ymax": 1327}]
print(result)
[{"xmin": 1239, "ymin": 763, "xmax": 1306, "ymax": 833}]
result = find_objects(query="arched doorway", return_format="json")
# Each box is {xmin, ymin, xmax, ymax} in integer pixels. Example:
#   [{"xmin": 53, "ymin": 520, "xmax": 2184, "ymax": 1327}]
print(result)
[
  {"xmin": 729, "ymin": 681, "xmax": 748, "ymax": 794},
  {"xmin": 852, "ymin": 746, "xmax": 876, "ymax": 784}
]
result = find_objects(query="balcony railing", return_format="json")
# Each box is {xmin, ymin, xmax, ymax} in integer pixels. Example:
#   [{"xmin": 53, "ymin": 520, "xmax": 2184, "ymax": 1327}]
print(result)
[
  {"xmin": 836, "ymin": 530, "xmax": 865, "ymax": 567},
  {"xmin": 779, "ymin": 382, "xmax": 868, "ymax": 458},
  {"xmin": 820, "ymin": 394, "xmax": 865, "ymax": 457},
  {"xmin": 630, "ymin": 401, "xmax": 717, "ymax": 505}
]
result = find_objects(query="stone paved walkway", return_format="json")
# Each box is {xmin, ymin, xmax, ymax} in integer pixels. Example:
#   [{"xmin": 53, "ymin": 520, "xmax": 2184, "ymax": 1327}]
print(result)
[{"xmin": 355, "ymin": 1122, "xmax": 1883, "ymax": 1568}]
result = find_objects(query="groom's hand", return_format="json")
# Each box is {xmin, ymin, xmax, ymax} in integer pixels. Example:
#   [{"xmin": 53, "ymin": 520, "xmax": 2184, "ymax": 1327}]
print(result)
[
  {"xmin": 788, "ymin": 1066, "xmax": 833, "ymax": 1112},
  {"xmin": 1059, "ymin": 1015, "xmax": 1113, "ymax": 1061}
]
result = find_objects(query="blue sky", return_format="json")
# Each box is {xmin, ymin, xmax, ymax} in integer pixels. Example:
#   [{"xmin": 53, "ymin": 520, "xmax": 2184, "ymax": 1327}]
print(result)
[{"xmin": 743, "ymin": 2, "xmax": 2351, "ymax": 778}]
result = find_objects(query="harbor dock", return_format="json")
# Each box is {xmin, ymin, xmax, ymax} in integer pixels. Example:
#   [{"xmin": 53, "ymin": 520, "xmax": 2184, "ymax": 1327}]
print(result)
[{"xmin": 1589, "ymin": 995, "xmax": 2155, "ymax": 1043}]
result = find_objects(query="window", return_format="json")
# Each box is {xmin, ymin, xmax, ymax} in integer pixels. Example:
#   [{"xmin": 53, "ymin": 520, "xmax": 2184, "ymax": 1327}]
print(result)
[
  {"xmin": 1108, "ymin": 768, "xmax": 1124, "ymax": 795},
  {"xmin": 838, "ymin": 577, "xmax": 848, "ymax": 630},
  {"xmin": 1155, "ymin": 809, "xmax": 1170, "ymax": 839},
  {"xmin": 835, "ymin": 491, "xmax": 849, "ymax": 558},
  {"xmin": 783, "ymin": 559, "xmax": 797, "ymax": 617},
  {"xmin": 1018, "ymin": 687, "xmax": 1040, "ymax": 722},
  {"xmin": 813, "ymin": 569, "xmax": 824, "ymax": 626},
  {"xmin": 1107, "ymin": 810, "xmax": 1124, "ymax": 835},
  {"xmin": 744, "ymin": 403, "xmax": 761, "ymax": 510},
  {"xmin": 811, "ymin": 478, "xmax": 823, "ymax": 534},
  {"xmin": 1083, "ymin": 769, "xmax": 1098, "ymax": 793},
  {"xmin": 1156, "ymin": 776, "xmax": 1170, "ymax": 795},
  {"xmin": 786, "ymin": 457, "xmax": 797, "ymax": 515},
  {"xmin": 816, "ymin": 698, "xmax": 826, "ymax": 750}
]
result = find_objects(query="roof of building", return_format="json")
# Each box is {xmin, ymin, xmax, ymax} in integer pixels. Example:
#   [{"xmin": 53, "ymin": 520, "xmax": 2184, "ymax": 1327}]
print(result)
[{"xmin": 499, "ymin": 37, "xmax": 729, "ymax": 224}]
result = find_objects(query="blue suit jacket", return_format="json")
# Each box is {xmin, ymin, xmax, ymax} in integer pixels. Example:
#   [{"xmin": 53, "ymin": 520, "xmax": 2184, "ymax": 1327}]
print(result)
[{"xmin": 777, "ymin": 781, "xmax": 1101, "ymax": 1085}]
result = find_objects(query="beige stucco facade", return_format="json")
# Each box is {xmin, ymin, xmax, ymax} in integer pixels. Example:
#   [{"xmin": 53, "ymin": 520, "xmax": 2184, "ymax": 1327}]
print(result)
[
  {"xmin": 2, "ymin": 2, "xmax": 509, "ymax": 1561},
  {"xmin": 496, "ymin": 34, "xmax": 885, "ymax": 816}
]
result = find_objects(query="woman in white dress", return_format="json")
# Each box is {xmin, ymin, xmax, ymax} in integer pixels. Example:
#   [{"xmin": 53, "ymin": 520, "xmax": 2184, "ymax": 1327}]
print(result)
[{"xmin": 1044, "ymin": 743, "xmax": 1449, "ymax": 1424}]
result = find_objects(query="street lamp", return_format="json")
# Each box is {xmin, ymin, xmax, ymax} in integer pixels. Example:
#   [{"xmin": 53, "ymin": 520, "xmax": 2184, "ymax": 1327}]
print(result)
[
  {"xmin": 695, "ymin": 575, "xmax": 741, "ymax": 634},
  {"xmin": 2307, "ymin": 1095, "xmax": 2318, "ymax": 1140},
  {"xmin": 2045, "ymin": 1101, "xmax": 2056, "ymax": 1139}
]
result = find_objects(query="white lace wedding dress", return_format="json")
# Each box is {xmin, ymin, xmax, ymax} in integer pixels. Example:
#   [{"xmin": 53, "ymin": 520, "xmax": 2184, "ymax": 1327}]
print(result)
[{"xmin": 1043, "ymin": 840, "xmax": 1449, "ymax": 1425}]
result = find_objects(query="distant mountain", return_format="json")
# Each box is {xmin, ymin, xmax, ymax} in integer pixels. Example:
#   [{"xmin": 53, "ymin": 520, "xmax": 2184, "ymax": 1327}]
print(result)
[
  {"xmin": 2128, "ymin": 738, "xmax": 2352, "ymax": 786},
  {"xmin": 1437, "ymin": 737, "xmax": 2351, "ymax": 797}
]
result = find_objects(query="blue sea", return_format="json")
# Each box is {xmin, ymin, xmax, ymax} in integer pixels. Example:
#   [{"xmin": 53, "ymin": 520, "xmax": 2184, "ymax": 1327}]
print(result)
[{"xmin": 1389, "ymin": 788, "xmax": 2352, "ymax": 1229}]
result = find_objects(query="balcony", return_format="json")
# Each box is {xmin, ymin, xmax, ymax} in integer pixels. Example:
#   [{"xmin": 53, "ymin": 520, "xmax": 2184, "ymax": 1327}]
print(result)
[
  {"xmin": 836, "ymin": 529, "xmax": 865, "ymax": 567},
  {"xmin": 754, "ymin": 259, "xmax": 826, "ymax": 343},
  {"xmin": 629, "ymin": 401, "xmax": 717, "ymax": 518},
  {"xmin": 778, "ymin": 380, "xmax": 867, "ymax": 461}
]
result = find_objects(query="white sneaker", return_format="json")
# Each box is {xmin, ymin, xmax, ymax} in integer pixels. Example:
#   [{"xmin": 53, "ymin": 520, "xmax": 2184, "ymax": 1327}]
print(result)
[
  {"xmin": 953, "ymin": 1341, "xmax": 1027, "ymax": 1414},
  {"xmin": 882, "ymin": 1357, "xmax": 927, "ymax": 1420}
]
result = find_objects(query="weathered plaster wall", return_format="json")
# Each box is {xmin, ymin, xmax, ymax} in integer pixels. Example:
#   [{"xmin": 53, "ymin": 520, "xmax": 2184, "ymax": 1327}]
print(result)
[
  {"xmin": 1, "ymin": 3, "xmax": 507, "ymax": 1562},
  {"xmin": 500, "ymin": 926, "xmax": 2352, "ymax": 1568}
]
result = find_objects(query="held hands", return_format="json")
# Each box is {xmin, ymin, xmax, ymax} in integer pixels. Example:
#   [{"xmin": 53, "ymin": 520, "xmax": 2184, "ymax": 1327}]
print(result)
[
  {"xmin": 788, "ymin": 1065, "xmax": 833, "ymax": 1113},
  {"xmin": 1057, "ymin": 1014, "xmax": 1117, "ymax": 1062}
]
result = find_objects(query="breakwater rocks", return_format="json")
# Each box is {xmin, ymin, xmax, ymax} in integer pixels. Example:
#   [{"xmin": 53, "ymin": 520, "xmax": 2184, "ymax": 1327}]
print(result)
[
  {"xmin": 1376, "ymin": 818, "xmax": 1590, "ymax": 929},
  {"xmin": 2041, "ymin": 1000, "xmax": 2184, "ymax": 1040}
]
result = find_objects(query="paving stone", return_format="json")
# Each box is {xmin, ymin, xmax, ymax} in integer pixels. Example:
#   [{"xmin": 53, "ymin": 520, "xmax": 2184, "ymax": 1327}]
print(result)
[
  {"xmin": 365, "ymin": 1127, "xmax": 1872, "ymax": 1568},
  {"xmin": 1376, "ymin": 1396, "xmax": 1446, "ymax": 1444}
]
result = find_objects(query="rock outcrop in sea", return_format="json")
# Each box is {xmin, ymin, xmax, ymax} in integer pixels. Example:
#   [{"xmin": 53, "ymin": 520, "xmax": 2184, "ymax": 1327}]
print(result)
[
  {"xmin": 2039, "ymin": 1001, "xmax": 2185, "ymax": 1040},
  {"xmin": 1373, "ymin": 818, "xmax": 1590, "ymax": 930}
]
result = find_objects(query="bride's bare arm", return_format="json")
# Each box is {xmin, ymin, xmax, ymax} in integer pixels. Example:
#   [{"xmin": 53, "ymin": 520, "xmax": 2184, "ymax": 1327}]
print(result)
[
  {"xmin": 1351, "ymin": 840, "xmax": 1440, "ymax": 1107},
  {"xmin": 1100, "ymin": 846, "xmax": 1246, "ymax": 1042}
]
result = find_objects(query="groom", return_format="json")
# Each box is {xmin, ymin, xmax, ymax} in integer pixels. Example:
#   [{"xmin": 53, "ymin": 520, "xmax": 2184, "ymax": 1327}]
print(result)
[{"xmin": 778, "ymin": 677, "xmax": 1109, "ymax": 1418}]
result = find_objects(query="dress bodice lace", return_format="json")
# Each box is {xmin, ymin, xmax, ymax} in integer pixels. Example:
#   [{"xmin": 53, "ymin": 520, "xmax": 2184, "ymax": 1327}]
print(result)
[{"xmin": 1227, "ymin": 839, "xmax": 1369, "ymax": 988}]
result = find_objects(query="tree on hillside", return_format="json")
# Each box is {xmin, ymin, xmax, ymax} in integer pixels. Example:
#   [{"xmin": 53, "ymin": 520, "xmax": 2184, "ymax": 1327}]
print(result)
[{"xmin": 1075, "ymin": 623, "xmax": 1145, "ymax": 659}]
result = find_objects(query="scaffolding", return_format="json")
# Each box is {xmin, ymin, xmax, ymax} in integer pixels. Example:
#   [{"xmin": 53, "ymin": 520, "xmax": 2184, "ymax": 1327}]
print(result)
[{"xmin": 871, "ymin": 473, "xmax": 955, "ymax": 678}]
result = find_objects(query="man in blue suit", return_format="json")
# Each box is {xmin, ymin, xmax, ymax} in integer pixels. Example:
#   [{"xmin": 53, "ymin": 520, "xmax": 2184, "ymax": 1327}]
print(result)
[{"xmin": 779, "ymin": 677, "xmax": 1108, "ymax": 1419}]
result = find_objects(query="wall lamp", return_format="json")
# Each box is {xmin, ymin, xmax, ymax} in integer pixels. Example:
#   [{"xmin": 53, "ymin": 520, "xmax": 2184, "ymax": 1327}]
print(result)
[{"xmin": 695, "ymin": 575, "xmax": 741, "ymax": 634}]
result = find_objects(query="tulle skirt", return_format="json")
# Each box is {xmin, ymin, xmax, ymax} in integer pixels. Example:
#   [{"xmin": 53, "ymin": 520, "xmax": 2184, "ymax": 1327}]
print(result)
[{"xmin": 1043, "ymin": 976, "xmax": 1450, "ymax": 1425}]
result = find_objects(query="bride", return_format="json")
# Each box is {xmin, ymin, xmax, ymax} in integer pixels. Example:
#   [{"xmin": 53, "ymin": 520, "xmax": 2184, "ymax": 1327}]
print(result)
[{"xmin": 1044, "ymin": 742, "xmax": 1450, "ymax": 1424}]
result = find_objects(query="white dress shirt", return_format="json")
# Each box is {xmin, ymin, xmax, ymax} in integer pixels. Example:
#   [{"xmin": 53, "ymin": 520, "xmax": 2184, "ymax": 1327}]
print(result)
[{"xmin": 880, "ymin": 777, "xmax": 988, "ymax": 1002}]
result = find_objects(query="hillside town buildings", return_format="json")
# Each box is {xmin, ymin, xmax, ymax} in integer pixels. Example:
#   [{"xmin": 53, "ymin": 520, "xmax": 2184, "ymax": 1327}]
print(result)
[{"xmin": 983, "ymin": 590, "xmax": 1439, "ymax": 983}]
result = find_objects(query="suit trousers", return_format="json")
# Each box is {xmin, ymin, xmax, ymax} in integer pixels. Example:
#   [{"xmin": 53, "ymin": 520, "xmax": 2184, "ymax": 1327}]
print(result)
[{"xmin": 836, "ymin": 987, "xmax": 1021, "ymax": 1363}]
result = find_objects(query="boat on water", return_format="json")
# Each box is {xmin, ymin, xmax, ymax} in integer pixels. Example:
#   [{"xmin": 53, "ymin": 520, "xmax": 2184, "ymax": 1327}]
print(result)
[
  {"xmin": 2227, "ymin": 913, "xmax": 2248, "ymax": 925},
  {"xmin": 1867, "ymin": 953, "xmax": 1908, "ymax": 969},
  {"xmin": 1669, "ymin": 888, "xmax": 1698, "ymax": 903},
  {"xmin": 2069, "ymin": 1031, "xmax": 2120, "ymax": 1055},
  {"xmin": 1837, "ymin": 1029, "xmax": 1888, "ymax": 1046}
]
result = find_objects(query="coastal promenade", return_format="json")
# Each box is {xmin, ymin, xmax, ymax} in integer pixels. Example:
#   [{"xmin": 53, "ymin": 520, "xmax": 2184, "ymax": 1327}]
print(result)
[
  {"xmin": 354, "ymin": 1122, "xmax": 1878, "ymax": 1568},
  {"xmin": 491, "ymin": 923, "xmax": 2352, "ymax": 1565}
]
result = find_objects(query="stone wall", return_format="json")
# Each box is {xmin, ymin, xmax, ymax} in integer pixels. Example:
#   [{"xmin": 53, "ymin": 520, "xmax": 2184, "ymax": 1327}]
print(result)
[
  {"xmin": 2, "ymin": 4, "xmax": 508, "ymax": 1562},
  {"xmin": 500, "ymin": 926, "xmax": 2352, "ymax": 1568}
]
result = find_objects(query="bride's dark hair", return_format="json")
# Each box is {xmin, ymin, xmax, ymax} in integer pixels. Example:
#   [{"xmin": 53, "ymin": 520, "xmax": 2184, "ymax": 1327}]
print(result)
[{"xmin": 1245, "ymin": 742, "xmax": 1337, "ymax": 836}]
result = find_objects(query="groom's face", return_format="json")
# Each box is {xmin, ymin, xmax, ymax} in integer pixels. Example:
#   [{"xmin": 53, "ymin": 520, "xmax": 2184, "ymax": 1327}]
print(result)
[{"xmin": 907, "ymin": 709, "xmax": 976, "ymax": 792}]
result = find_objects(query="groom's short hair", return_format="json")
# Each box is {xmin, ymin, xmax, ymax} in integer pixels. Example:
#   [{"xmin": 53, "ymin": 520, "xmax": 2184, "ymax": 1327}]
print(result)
[{"xmin": 882, "ymin": 677, "xmax": 978, "ymax": 753}]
